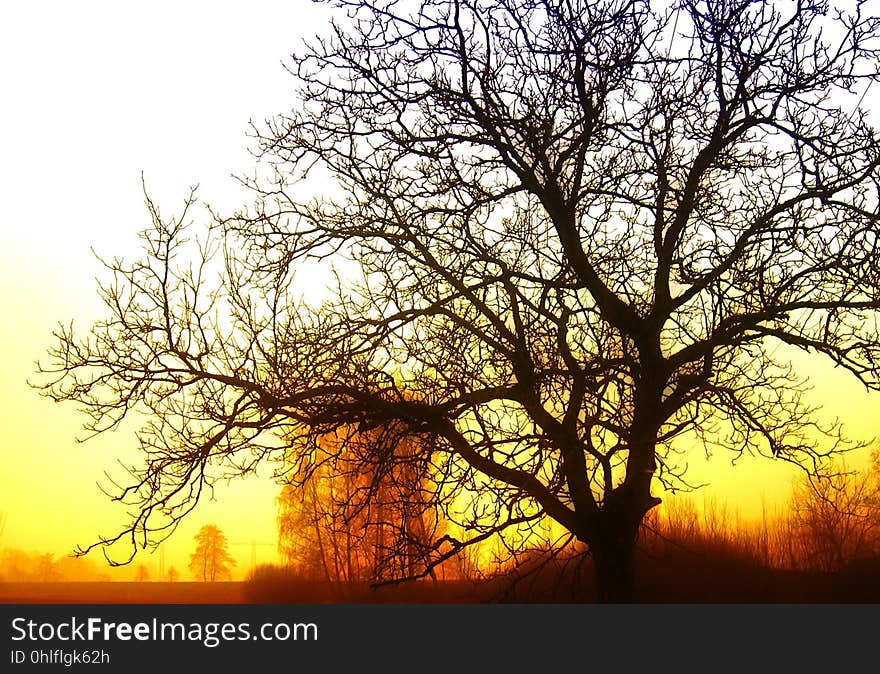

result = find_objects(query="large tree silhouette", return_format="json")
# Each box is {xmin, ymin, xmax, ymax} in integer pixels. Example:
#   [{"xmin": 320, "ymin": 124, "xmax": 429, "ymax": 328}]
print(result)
[{"xmin": 39, "ymin": 0, "xmax": 880, "ymax": 600}]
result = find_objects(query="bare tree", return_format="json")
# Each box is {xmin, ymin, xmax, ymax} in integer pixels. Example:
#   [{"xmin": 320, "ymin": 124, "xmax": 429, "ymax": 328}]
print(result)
[
  {"xmin": 278, "ymin": 424, "xmax": 440, "ymax": 583},
  {"xmin": 188, "ymin": 525, "xmax": 236, "ymax": 582},
  {"xmin": 789, "ymin": 458, "xmax": 880, "ymax": 571},
  {"xmin": 38, "ymin": 0, "xmax": 880, "ymax": 600}
]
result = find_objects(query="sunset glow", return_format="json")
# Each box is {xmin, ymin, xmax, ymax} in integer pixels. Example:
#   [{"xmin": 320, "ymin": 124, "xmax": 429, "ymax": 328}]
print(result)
[{"xmin": 2, "ymin": 0, "xmax": 880, "ymax": 603}]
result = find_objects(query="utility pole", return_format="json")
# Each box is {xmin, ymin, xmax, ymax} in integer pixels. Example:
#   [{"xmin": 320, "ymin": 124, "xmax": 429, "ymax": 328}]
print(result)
[{"xmin": 230, "ymin": 539, "xmax": 274, "ymax": 571}]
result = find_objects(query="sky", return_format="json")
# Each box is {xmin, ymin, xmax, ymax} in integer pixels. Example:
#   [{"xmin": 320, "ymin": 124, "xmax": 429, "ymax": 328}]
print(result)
[
  {"xmin": 0, "ymin": 0, "xmax": 878, "ymax": 580},
  {"xmin": 0, "ymin": 0, "xmax": 328, "ymax": 577}
]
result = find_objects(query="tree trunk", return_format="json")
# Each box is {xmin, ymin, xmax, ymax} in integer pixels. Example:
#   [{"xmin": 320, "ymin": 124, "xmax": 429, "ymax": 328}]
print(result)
[
  {"xmin": 588, "ymin": 489, "xmax": 658, "ymax": 602},
  {"xmin": 591, "ymin": 387, "xmax": 662, "ymax": 602},
  {"xmin": 591, "ymin": 529, "xmax": 639, "ymax": 603},
  {"xmin": 310, "ymin": 482, "xmax": 333, "ymax": 585}
]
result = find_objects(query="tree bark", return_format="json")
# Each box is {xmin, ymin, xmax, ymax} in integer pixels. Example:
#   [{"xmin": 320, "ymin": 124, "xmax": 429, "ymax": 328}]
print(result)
[
  {"xmin": 588, "ymin": 367, "xmax": 664, "ymax": 601},
  {"xmin": 590, "ymin": 511, "xmax": 641, "ymax": 603},
  {"xmin": 588, "ymin": 446, "xmax": 661, "ymax": 602}
]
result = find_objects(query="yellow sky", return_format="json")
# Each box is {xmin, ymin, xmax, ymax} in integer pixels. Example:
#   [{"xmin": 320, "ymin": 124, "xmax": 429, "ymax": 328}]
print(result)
[{"xmin": 0, "ymin": 1, "xmax": 877, "ymax": 579}]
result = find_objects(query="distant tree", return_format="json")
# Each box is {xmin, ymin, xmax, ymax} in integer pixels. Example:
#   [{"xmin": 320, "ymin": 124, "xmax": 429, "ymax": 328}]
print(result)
[
  {"xmin": 167, "ymin": 566, "xmax": 179, "ymax": 582},
  {"xmin": 35, "ymin": 553, "xmax": 60, "ymax": 582},
  {"xmin": 134, "ymin": 564, "xmax": 150, "ymax": 582},
  {"xmin": 790, "ymin": 458, "xmax": 880, "ymax": 571},
  {"xmin": 39, "ymin": 0, "xmax": 880, "ymax": 601},
  {"xmin": 277, "ymin": 426, "xmax": 439, "ymax": 583},
  {"xmin": 188, "ymin": 525, "xmax": 236, "ymax": 582}
]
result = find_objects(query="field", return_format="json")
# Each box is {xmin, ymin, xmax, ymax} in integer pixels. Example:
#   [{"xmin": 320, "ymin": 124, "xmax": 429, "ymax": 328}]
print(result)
[
  {"xmin": 0, "ymin": 582, "xmax": 249, "ymax": 604},
  {"xmin": 3, "ymin": 552, "xmax": 880, "ymax": 604},
  {"xmin": 0, "ymin": 580, "xmax": 482, "ymax": 604}
]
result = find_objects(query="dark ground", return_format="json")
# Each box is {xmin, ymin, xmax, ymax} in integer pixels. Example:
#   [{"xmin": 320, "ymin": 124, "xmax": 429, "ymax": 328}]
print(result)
[{"xmin": 2, "ymin": 552, "xmax": 879, "ymax": 603}]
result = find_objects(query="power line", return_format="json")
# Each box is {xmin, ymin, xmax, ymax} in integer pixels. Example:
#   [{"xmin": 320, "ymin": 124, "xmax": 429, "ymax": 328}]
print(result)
[{"xmin": 230, "ymin": 538, "xmax": 275, "ymax": 568}]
